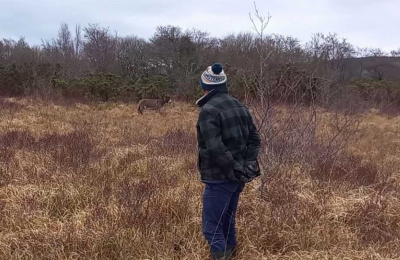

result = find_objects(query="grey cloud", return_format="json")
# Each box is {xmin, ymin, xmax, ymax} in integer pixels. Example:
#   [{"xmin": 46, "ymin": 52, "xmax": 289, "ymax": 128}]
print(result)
[{"xmin": 0, "ymin": 0, "xmax": 399, "ymax": 51}]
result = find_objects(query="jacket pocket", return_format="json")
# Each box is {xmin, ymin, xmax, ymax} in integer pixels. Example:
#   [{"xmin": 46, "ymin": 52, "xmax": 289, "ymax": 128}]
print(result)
[
  {"xmin": 199, "ymin": 148, "xmax": 217, "ymax": 170},
  {"xmin": 198, "ymin": 148, "xmax": 207, "ymax": 170}
]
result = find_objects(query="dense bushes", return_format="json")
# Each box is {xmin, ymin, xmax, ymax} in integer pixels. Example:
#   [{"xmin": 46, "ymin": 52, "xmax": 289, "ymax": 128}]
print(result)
[
  {"xmin": 0, "ymin": 62, "xmax": 174, "ymax": 101},
  {"xmin": 0, "ymin": 63, "xmax": 61, "ymax": 96},
  {"xmin": 349, "ymin": 79, "xmax": 400, "ymax": 106},
  {"xmin": 1, "ymin": 24, "xmax": 399, "ymax": 104},
  {"xmin": 53, "ymin": 74, "xmax": 172, "ymax": 101},
  {"xmin": 1, "ymin": 60, "xmax": 399, "ymax": 108},
  {"xmin": 133, "ymin": 75, "xmax": 170, "ymax": 100}
]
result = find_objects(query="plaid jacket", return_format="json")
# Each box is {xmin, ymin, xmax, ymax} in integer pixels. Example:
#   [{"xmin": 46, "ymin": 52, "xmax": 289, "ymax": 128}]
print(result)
[{"xmin": 196, "ymin": 90, "xmax": 261, "ymax": 181}]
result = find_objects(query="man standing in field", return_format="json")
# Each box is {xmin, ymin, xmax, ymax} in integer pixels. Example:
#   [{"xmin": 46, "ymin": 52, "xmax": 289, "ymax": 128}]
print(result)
[{"xmin": 196, "ymin": 63, "xmax": 261, "ymax": 259}]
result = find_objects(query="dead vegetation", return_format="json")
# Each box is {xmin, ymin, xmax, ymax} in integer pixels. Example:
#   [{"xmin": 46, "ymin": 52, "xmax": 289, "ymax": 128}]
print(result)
[{"xmin": 0, "ymin": 98, "xmax": 399, "ymax": 259}]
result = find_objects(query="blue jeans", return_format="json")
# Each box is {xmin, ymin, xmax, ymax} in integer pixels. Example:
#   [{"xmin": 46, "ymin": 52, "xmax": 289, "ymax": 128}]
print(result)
[{"xmin": 202, "ymin": 181, "xmax": 243, "ymax": 252}]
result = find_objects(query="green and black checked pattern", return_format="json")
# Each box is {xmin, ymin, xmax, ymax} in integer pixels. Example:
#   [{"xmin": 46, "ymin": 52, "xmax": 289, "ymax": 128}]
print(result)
[{"xmin": 196, "ymin": 92, "xmax": 261, "ymax": 181}]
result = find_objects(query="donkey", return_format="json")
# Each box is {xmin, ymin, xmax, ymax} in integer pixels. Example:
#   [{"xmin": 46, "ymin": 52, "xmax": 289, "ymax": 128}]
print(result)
[{"xmin": 137, "ymin": 96, "xmax": 171, "ymax": 114}]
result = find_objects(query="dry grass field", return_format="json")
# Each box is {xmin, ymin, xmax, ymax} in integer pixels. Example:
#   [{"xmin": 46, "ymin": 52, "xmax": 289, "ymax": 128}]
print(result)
[{"xmin": 0, "ymin": 97, "xmax": 399, "ymax": 260}]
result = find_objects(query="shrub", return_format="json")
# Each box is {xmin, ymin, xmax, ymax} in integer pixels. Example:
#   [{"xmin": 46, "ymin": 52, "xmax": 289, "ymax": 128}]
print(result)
[
  {"xmin": 133, "ymin": 75, "xmax": 170, "ymax": 100},
  {"xmin": 81, "ymin": 73, "xmax": 125, "ymax": 102},
  {"xmin": 349, "ymin": 79, "xmax": 400, "ymax": 107},
  {"xmin": 0, "ymin": 63, "xmax": 61, "ymax": 96}
]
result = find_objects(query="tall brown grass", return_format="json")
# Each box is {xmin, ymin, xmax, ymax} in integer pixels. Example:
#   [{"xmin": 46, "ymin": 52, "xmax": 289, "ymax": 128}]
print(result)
[{"xmin": 0, "ymin": 98, "xmax": 399, "ymax": 259}]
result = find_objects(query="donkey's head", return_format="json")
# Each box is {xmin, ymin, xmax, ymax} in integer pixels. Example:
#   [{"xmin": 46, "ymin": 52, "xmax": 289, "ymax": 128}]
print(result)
[{"xmin": 161, "ymin": 95, "xmax": 171, "ymax": 104}]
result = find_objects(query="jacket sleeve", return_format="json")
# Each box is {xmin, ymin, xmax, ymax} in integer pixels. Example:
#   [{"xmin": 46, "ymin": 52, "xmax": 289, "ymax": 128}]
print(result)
[
  {"xmin": 198, "ymin": 109, "xmax": 241, "ymax": 171},
  {"xmin": 245, "ymin": 114, "xmax": 261, "ymax": 162}
]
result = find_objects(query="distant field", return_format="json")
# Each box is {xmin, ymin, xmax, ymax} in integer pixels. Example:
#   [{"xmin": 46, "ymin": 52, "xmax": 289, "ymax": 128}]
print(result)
[{"xmin": 0, "ymin": 98, "xmax": 399, "ymax": 259}]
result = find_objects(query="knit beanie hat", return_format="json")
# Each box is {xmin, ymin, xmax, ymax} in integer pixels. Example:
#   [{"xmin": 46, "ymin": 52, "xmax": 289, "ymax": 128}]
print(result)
[{"xmin": 200, "ymin": 63, "xmax": 227, "ymax": 91}]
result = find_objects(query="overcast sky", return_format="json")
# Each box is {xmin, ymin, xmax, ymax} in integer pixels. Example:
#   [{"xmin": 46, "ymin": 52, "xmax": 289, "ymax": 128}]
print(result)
[{"xmin": 1, "ymin": 0, "xmax": 399, "ymax": 51}]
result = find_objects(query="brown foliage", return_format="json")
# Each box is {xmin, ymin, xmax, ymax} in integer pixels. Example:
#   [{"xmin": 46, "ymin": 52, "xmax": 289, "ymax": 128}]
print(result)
[{"xmin": 0, "ymin": 99, "xmax": 399, "ymax": 259}]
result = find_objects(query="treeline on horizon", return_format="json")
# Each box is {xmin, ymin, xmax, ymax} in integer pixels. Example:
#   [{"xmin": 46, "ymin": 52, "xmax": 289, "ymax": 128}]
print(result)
[{"xmin": 1, "ymin": 22, "xmax": 400, "ymax": 105}]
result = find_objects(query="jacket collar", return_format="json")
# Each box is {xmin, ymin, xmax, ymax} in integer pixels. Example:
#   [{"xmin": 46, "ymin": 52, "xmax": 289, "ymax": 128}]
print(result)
[{"xmin": 196, "ymin": 86, "xmax": 228, "ymax": 107}]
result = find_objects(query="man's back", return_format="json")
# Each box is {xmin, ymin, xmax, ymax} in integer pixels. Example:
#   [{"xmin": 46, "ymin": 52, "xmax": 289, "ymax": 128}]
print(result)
[{"xmin": 197, "ymin": 91, "xmax": 261, "ymax": 181}]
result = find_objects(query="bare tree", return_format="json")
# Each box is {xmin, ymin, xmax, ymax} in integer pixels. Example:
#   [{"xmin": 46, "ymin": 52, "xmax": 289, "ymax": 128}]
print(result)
[
  {"xmin": 390, "ymin": 48, "xmax": 400, "ymax": 57},
  {"xmin": 305, "ymin": 33, "xmax": 355, "ymax": 82},
  {"xmin": 0, "ymin": 38, "xmax": 35, "ymax": 64},
  {"xmin": 368, "ymin": 48, "xmax": 387, "ymax": 57},
  {"xmin": 149, "ymin": 26, "xmax": 217, "ymax": 99},
  {"xmin": 83, "ymin": 24, "xmax": 118, "ymax": 73},
  {"xmin": 241, "ymin": 4, "xmax": 363, "ymax": 199},
  {"xmin": 249, "ymin": 1, "xmax": 272, "ymax": 110},
  {"xmin": 41, "ymin": 23, "xmax": 82, "ymax": 78},
  {"xmin": 74, "ymin": 25, "xmax": 83, "ymax": 60},
  {"xmin": 117, "ymin": 36, "xmax": 148, "ymax": 77}
]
